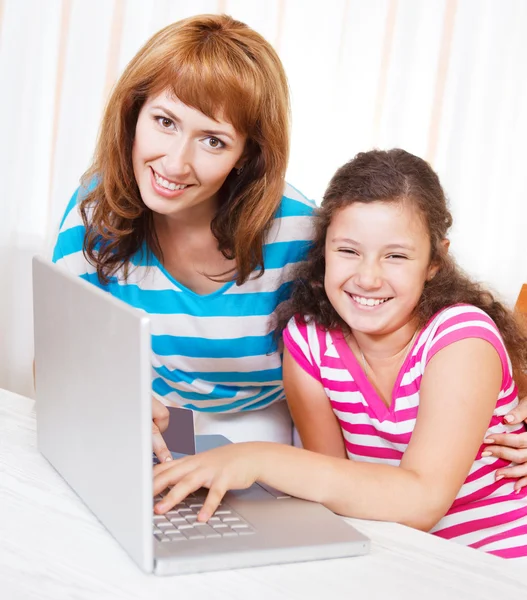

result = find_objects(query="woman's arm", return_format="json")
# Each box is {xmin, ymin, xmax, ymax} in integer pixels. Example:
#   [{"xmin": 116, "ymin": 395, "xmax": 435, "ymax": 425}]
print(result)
[
  {"xmin": 283, "ymin": 348, "xmax": 346, "ymax": 458},
  {"xmin": 482, "ymin": 370, "xmax": 527, "ymax": 490}
]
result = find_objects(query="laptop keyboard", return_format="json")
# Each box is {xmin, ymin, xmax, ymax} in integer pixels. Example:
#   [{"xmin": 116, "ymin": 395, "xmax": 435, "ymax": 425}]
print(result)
[{"xmin": 153, "ymin": 490, "xmax": 256, "ymax": 543}]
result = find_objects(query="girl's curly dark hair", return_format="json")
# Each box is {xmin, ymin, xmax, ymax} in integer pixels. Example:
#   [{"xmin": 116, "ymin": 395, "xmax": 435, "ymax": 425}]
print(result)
[{"xmin": 276, "ymin": 148, "xmax": 527, "ymax": 388}]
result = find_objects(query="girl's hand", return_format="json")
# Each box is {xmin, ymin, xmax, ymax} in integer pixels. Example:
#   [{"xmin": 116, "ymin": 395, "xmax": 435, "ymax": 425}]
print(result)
[
  {"xmin": 152, "ymin": 443, "xmax": 261, "ymax": 521},
  {"xmin": 152, "ymin": 396, "xmax": 172, "ymax": 463},
  {"xmin": 483, "ymin": 394, "xmax": 527, "ymax": 491}
]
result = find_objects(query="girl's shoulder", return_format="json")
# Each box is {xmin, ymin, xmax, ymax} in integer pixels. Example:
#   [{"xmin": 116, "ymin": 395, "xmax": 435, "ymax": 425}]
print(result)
[
  {"xmin": 424, "ymin": 304, "xmax": 500, "ymax": 339},
  {"xmin": 283, "ymin": 314, "xmax": 332, "ymax": 379},
  {"xmin": 419, "ymin": 304, "xmax": 511, "ymax": 382}
]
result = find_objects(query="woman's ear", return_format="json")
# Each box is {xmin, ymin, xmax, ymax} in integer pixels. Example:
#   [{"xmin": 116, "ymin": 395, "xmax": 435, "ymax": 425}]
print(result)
[{"xmin": 427, "ymin": 239, "xmax": 449, "ymax": 281}]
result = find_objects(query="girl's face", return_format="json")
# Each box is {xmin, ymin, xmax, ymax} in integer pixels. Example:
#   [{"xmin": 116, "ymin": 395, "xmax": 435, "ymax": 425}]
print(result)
[
  {"xmin": 324, "ymin": 201, "xmax": 437, "ymax": 337},
  {"xmin": 132, "ymin": 90, "xmax": 247, "ymax": 221}
]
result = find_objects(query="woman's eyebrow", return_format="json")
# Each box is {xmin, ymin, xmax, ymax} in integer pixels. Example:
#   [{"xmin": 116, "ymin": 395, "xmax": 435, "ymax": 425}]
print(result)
[{"xmin": 150, "ymin": 105, "xmax": 235, "ymax": 141}]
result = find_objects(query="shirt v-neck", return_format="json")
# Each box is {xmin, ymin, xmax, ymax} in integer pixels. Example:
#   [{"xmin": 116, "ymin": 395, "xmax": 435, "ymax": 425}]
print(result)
[
  {"xmin": 146, "ymin": 244, "xmax": 237, "ymax": 299},
  {"xmin": 330, "ymin": 329, "xmax": 421, "ymax": 422}
]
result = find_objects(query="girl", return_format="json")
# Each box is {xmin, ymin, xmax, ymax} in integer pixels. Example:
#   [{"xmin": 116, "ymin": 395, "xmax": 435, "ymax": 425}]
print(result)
[
  {"xmin": 52, "ymin": 14, "xmax": 315, "ymax": 456},
  {"xmin": 153, "ymin": 149, "xmax": 527, "ymax": 557}
]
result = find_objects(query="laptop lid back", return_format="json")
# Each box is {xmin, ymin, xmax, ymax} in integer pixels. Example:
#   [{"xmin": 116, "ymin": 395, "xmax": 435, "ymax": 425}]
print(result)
[{"xmin": 32, "ymin": 256, "xmax": 154, "ymax": 572}]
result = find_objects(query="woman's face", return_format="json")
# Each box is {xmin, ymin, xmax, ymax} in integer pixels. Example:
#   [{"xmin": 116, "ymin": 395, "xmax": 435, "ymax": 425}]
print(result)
[{"xmin": 132, "ymin": 90, "xmax": 247, "ymax": 221}]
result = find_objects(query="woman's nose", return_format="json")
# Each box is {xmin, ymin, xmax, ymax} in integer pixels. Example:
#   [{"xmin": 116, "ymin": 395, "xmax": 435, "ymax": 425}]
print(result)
[{"xmin": 163, "ymin": 138, "xmax": 192, "ymax": 177}]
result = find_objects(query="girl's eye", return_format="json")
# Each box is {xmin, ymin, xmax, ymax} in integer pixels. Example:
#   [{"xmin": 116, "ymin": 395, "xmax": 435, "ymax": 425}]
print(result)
[
  {"xmin": 338, "ymin": 248, "xmax": 359, "ymax": 255},
  {"xmin": 387, "ymin": 254, "xmax": 407, "ymax": 260},
  {"xmin": 204, "ymin": 136, "xmax": 225, "ymax": 149}
]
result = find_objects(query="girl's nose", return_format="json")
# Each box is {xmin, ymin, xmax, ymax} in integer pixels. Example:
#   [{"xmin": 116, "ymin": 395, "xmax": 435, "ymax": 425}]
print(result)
[{"xmin": 355, "ymin": 261, "xmax": 383, "ymax": 290}]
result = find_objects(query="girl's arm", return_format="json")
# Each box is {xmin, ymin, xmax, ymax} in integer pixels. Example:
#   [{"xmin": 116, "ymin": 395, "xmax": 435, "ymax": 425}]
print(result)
[
  {"xmin": 153, "ymin": 338, "xmax": 501, "ymax": 529},
  {"xmin": 283, "ymin": 348, "xmax": 347, "ymax": 458}
]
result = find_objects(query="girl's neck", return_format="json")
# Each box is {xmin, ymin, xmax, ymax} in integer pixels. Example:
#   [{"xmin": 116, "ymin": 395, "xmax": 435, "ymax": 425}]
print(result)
[{"xmin": 351, "ymin": 321, "xmax": 419, "ymax": 364}]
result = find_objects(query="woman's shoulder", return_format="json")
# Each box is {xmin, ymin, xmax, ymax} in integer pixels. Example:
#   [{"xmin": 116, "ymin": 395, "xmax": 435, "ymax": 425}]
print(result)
[
  {"xmin": 264, "ymin": 182, "xmax": 316, "ymax": 250},
  {"xmin": 277, "ymin": 182, "xmax": 317, "ymax": 218},
  {"xmin": 52, "ymin": 179, "xmax": 98, "ymax": 270},
  {"xmin": 57, "ymin": 178, "xmax": 98, "ymax": 231}
]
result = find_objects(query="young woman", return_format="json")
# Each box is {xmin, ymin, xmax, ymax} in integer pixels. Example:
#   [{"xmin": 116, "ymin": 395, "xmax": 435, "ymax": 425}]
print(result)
[
  {"xmin": 52, "ymin": 14, "xmax": 314, "ymax": 457},
  {"xmin": 153, "ymin": 149, "xmax": 527, "ymax": 558}
]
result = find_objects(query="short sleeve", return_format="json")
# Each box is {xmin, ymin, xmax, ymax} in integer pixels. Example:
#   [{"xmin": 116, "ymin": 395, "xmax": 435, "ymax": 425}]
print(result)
[
  {"xmin": 52, "ymin": 186, "xmax": 92, "ymax": 277},
  {"xmin": 424, "ymin": 305, "xmax": 513, "ymax": 389},
  {"xmin": 282, "ymin": 315, "xmax": 322, "ymax": 381}
]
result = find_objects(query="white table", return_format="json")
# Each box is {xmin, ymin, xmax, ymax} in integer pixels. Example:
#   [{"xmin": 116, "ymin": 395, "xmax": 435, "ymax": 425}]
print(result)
[{"xmin": 1, "ymin": 388, "xmax": 526, "ymax": 600}]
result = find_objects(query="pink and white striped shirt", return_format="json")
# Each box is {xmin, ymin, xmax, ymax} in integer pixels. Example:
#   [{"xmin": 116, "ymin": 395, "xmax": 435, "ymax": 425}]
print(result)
[{"xmin": 283, "ymin": 304, "xmax": 527, "ymax": 558}]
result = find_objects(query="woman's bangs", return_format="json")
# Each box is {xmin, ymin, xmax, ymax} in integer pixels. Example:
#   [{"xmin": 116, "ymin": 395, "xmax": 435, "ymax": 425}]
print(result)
[{"xmin": 162, "ymin": 58, "xmax": 260, "ymax": 135}]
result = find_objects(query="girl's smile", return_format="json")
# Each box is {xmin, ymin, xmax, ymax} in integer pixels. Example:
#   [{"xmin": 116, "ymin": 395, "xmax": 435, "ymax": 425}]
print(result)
[{"xmin": 347, "ymin": 293, "xmax": 393, "ymax": 308}]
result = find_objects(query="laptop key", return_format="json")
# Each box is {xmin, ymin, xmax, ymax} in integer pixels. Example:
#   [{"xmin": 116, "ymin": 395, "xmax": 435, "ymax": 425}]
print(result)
[
  {"xmin": 221, "ymin": 529, "xmax": 238, "ymax": 537},
  {"xmin": 165, "ymin": 527, "xmax": 179, "ymax": 534},
  {"xmin": 169, "ymin": 515, "xmax": 186, "ymax": 523},
  {"xmin": 236, "ymin": 528, "xmax": 256, "ymax": 536},
  {"xmin": 180, "ymin": 528, "xmax": 204, "ymax": 540},
  {"xmin": 194, "ymin": 524, "xmax": 221, "ymax": 538}
]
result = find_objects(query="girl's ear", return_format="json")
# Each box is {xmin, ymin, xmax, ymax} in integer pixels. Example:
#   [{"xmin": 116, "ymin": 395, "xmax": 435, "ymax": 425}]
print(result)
[{"xmin": 427, "ymin": 239, "xmax": 449, "ymax": 281}]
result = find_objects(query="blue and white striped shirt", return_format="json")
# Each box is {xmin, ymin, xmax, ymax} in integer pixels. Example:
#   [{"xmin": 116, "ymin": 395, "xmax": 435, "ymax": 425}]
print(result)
[{"xmin": 52, "ymin": 183, "xmax": 315, "ymax": 412}]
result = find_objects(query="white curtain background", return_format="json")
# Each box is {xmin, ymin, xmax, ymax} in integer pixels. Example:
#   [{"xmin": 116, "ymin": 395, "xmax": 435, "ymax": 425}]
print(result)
[{"xmin": 1, "ymin": 0, "xmax": 526, "ymax": 397}]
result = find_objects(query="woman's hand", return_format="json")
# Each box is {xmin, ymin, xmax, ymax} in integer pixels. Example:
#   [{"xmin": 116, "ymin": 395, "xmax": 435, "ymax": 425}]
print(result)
[
  {"xmin": 152, "ymin": 396, "xmax": 172, "ymax": 463},
  {"xmin": 483, "ymin": 395, "xmax": 527, "ymax": 491},
  {"xmin": 153, "ymin": 443, "xmax": 260, "ymax": 521}
]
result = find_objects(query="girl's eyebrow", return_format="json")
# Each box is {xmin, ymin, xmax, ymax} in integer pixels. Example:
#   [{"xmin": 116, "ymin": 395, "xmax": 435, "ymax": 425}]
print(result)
[
  {"xmin": 150, "ymin": 104, "xmax": 235, "ymax": 141},
  {"xmin": 384, "ymin": 243, "xmax": 416, "ymax": 252},
  {"xmin": 331, "ymin": 237, "xmax": 361, "ymax": 245},
  {"xmin": 331, "ymin": 238, "xmax": 416, "ymax": 252}
]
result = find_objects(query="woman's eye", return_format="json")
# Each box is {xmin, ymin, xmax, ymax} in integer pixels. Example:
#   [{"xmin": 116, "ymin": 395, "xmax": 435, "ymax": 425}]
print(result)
[
  {"xmin": 204, "ymin": 136, "xmax": 225, "ymax": 149},
  {"xmin": 156, "ymin": 116, "xmax": 175, "ymax": 129}
]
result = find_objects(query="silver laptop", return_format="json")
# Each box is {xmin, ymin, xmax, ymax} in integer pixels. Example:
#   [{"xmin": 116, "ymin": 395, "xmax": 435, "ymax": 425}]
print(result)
[{"xmin": 32, "ymin": 256, "xmax": 369, "ymax": 575}]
